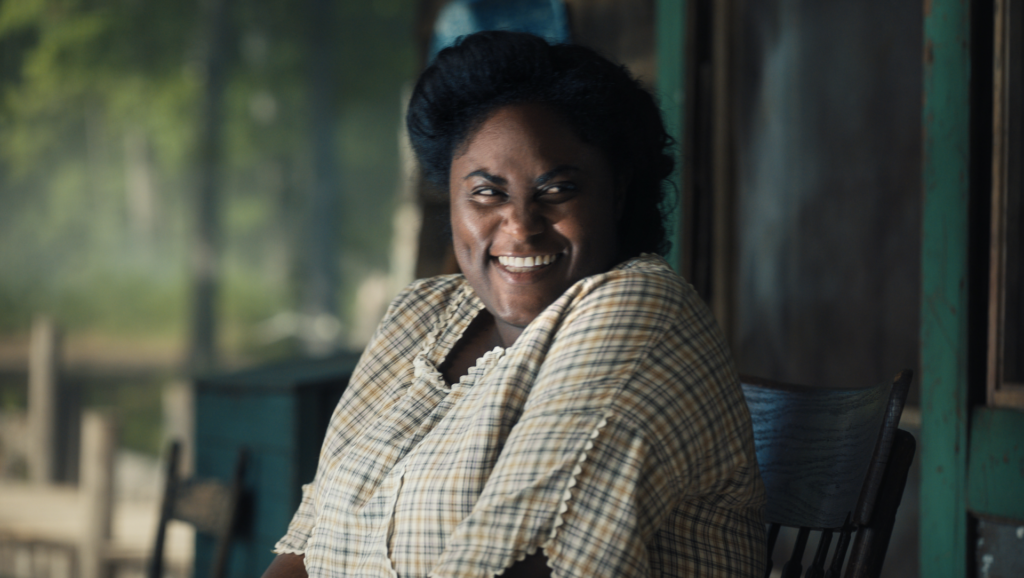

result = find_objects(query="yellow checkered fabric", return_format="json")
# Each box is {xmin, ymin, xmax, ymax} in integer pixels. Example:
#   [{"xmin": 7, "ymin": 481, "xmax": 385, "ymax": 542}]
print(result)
[{"xmin": 274, "ymin": 254, "xmax": 765, "ymax": 577}]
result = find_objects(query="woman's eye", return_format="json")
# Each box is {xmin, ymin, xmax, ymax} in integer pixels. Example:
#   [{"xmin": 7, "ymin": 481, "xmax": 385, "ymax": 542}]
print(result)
[
  {"xmin": 539, "ymin": 183, "xmax": 577, "ymax": 202},
  {"xmin": 471, "ymin": 187, "xmax": 505, "ymax": 202}
]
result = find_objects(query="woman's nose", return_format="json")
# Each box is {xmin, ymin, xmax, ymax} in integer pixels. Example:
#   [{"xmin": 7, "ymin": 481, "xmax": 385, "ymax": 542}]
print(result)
[{"xmin": 501, "ymin": 201, "xmax": 545, "ymax": 240}]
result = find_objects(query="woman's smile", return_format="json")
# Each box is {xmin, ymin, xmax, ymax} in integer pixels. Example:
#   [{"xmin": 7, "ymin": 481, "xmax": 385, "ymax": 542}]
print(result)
[
  {"xmin": 448, "ymin": 103, "xmax": 621, "ymax": 346},
  {"xmin": 494, "ymin": 253, "xmax": 560, "ymax": 274}
]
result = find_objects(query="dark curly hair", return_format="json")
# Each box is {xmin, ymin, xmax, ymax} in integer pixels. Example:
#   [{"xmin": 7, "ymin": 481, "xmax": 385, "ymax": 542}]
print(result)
[{"xmin": 406, "ymin": 30, "xmax": 675, "ymax": 259}]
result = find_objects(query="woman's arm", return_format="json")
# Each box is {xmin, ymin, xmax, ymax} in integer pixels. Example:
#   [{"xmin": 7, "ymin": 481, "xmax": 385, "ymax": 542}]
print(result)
[
  {"xmin": 260, "ymin": 554, "xmax": 307, "ymax": 578},
  {"xmin": 500, "ymin": 552, "xmax": 552, "ymax": 578}
]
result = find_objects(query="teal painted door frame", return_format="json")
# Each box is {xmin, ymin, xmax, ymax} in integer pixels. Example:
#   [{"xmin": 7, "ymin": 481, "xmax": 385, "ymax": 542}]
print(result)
[
  {"xmin": 920, "ymin": 0, "xmax": 972, "ymax": 576},
  {"xmin": 967, "ymin": 407, "xmax": 1024, "ymax": 522},
  {"xmin": 656, "ymin": 0, "xmax": 687, "ymax": 273}
]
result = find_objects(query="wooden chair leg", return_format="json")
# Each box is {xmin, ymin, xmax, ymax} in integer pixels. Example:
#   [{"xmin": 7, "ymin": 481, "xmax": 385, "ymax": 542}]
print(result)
[
  {"xmin": 824, "ymin": 515, "xmax": 852, "ymax": 578},
  {"xmin": 149, "ymin": 442, "xmax": 181, "ymax": 578},
  {"xmin": 844, "ymin": 430, "xmax": 916, "ymax": 578},
  {"xmin": 780, "ymin": 527, "xmax": 810, "ymax": 578},
  {"xmin": 210, "ymin": 448, "xmax": 247, "ymax": 578},
  {"xmin": 765, "ymin": 523, "xmax": 781, "ymax": 578},
  {"xmin": 806, "ymin": 528, "xmax": 834, "ymax": 578}
]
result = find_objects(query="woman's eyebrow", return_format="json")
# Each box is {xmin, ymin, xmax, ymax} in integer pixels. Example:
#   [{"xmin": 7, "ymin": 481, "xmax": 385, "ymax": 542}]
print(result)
[
  {"xmin": 535, "ymin": 165, "xmax": 580, "ymax": 185},
  {"xmin": 463, "ymin": 170, "xmax": 507, "ymax": 185}
]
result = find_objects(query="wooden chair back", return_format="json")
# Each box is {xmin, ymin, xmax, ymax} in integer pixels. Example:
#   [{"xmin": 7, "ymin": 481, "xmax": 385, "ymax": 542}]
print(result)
[
  {"xmin": 148, "ymin": 441, "xmax": 247, "ymax": 578},
  {"xmin": 741, "ymin": 370, "xmax": 915, "ymax": 578}
]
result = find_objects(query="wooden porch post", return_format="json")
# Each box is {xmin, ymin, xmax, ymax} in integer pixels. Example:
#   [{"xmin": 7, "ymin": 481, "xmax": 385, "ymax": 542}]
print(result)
[
  {"xmin": 79, "ymin": 411, "xmax": 116, "ymax": 578},
  {"xmin": 27, "ymin": 316, "xmax": 61, "ymax": 484},
  {"xmin": 920, "ymin": 0, "xmax": 972, "ymax": 576}
]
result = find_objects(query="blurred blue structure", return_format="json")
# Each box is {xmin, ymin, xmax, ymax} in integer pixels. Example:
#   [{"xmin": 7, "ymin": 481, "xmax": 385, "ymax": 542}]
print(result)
[
  {"xmin": 428, "ymin": 0, "xmax": 571, "ymax": 62},
  {"xmin": 193, "ymin": 353, "xmax": 360, "ymax": 578}
]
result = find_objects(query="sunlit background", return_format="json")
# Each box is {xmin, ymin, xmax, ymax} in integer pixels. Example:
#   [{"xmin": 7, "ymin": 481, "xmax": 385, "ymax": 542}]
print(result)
[
  {"xmin": 1, "ymin": 1, "xmax": 418, "ymax": 574},
  {"xmin": 0, "ymin": 0, "xmax": 417, "ymax": 447}
]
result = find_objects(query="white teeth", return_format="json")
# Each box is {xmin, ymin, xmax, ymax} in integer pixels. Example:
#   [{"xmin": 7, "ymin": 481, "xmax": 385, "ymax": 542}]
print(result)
[{"xmin": 496, "ymin": 254, "xmax": 558, "ymax": 269}]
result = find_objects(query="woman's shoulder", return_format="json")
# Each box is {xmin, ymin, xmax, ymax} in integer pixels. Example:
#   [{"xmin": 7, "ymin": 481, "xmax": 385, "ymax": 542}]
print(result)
[
  {"xmin": 612, "ymin": 252, "xmax": 690, "ymax": 289},
  {"xmin": 383, "ymin": 273, "xmax": 469, "ymax": 324},
  {"xmin": 562, "ymin": 253, "xmax": 703, "ymax": 323},
  {"xmin": 546, "ymin": 254, "xmax": 734, "ymax": 397}
]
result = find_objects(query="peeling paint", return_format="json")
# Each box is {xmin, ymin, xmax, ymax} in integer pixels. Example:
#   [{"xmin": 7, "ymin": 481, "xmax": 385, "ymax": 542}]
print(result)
[
  {"xmin": 976, "ymin": 520, "xmax": 1024, "ymax": 576},
  {"xmin": 980, "ymin": 553, "xmax": 994, "ymax": 578}
]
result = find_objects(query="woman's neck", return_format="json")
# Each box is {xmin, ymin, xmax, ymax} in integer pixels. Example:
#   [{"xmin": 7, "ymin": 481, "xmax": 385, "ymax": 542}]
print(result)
[{"xmin": 439, "ymin": 310, "xmax": 506, "ymax": 385}]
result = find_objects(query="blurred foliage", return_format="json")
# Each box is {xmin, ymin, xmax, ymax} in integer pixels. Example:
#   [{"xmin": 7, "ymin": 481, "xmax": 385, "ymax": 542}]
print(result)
[
  {"xmin": 83, "ymin": 379, "xmax": 167, "ymax": 455},
  {"xmin": 0, "ymin": 0, "xmax": 417, "ymax": 358}
]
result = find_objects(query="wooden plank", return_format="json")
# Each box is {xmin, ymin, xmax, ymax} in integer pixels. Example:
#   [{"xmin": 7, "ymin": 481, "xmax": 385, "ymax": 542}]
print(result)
[
  {"xmin": 79, "ymin": 411, "xmax": 115, "ymax": 578},
  {"xmin": 656, "ymin": 0, "xmax": 687, "ymax": 272},
  {"xmin": 988, "ymin": 0, "xmax": 1010, "ymax": 407},
  {"xmin": 920, "ymin": 0, "xmax": 972, "ymax": 575},
  {"xmin": 967, "ymin": 407, "xmax": 1024, "ymax": 522},
  {"xmin": 741, "ymin": 378, "xmax": 891, "ymax": 529},
  {"xmin": 987, "ymin": 0, "xmax": 1024, "ymax": 410},
  {"xmin": 27, "ymin": 317, "xmax": 61, "ymax": 483}
]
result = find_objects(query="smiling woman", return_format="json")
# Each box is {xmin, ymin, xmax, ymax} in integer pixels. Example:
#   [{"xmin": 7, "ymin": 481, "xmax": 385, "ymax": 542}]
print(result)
[
  {"xmin": 449, "ymin": 103, "xmax": 622, "ymax": 346},
  {"xmin": 262, "ymin": 31, "xmax": 766, "ymax": 578}
]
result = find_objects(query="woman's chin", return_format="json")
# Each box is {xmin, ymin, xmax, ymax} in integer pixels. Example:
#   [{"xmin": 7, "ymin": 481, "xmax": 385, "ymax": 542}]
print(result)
[{"xmin": 489, "ymin": 301, "xmax": 550, "ymax": 333}]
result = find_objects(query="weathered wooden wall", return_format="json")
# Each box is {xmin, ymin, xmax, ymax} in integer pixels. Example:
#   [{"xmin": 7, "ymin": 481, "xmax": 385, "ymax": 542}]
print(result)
[{"xmin": 730, "ymin": 0, "xmax": 922, "ymax": 402}]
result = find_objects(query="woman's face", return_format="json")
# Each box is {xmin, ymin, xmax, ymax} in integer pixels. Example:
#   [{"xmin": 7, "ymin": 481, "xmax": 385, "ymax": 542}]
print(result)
[{"xmin": 449, "ymin": 103, "xmax": 621, "ymax": 345}]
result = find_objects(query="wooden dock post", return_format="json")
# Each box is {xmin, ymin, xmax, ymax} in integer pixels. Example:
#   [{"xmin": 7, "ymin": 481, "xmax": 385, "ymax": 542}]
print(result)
[
  {"xmin": 79, "ymin": 411, "xmax": 116, "ymax": 578},
  {"xmin": 27, "ymin": 316, "xmax": 62, "ymax": 484}
]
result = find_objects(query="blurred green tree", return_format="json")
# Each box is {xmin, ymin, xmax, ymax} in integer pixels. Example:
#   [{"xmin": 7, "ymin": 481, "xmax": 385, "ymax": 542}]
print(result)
[{"xmin": 0, "ymin": 0, "xmax": 416, "ymax": 365}]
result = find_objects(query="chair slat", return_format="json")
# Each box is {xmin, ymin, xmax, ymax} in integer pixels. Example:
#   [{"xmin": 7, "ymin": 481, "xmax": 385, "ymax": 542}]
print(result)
[
  {"xmin": 174, "ymin": 480, "xmax": 233, "ymax": 534},
  {"xmin": 765, "ymin": 523, "xmax": 781, "ymax": 578},
  {"xmin": 780, "ymin": 527, "xmax": 810, "ymax": 578},
  {"xmin": 824, "ymin": 517, "xmax": 853, "ymax": 578},
  {"xmin": 805, "ymin": 528, "xmax": 833, "ymax": 578}
]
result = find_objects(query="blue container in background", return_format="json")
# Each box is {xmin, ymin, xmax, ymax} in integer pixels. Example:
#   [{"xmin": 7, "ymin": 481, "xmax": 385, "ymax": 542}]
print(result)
[{"xmin": 193, "ymin": 352, "xmax": 360, "ymax": 578}]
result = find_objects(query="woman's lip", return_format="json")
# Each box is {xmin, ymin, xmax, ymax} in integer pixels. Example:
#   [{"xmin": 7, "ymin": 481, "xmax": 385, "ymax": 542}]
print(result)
[
  {"xmin": 493, "ymin": 253, "xmax": 560, "ymax": 268},
  {"xmin": 491, "ymin": 253, "xmax": 562, "ymax": 275}
]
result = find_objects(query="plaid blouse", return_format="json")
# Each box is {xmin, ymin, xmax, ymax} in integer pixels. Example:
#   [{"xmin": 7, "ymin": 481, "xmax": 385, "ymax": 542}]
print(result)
[{"xmin": 275, "ymin": 254, "xmax": 765, "ymax": 577}]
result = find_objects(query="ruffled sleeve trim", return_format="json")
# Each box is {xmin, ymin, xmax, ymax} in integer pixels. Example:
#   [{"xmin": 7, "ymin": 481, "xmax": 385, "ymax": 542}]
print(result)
[
  {"xmin": 484, "ymin": 414, "xmax": 608, "ymax": 578},
  {"xmin": 542, "ymin": 415, "xmax": 608, "ymax": 558}
]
